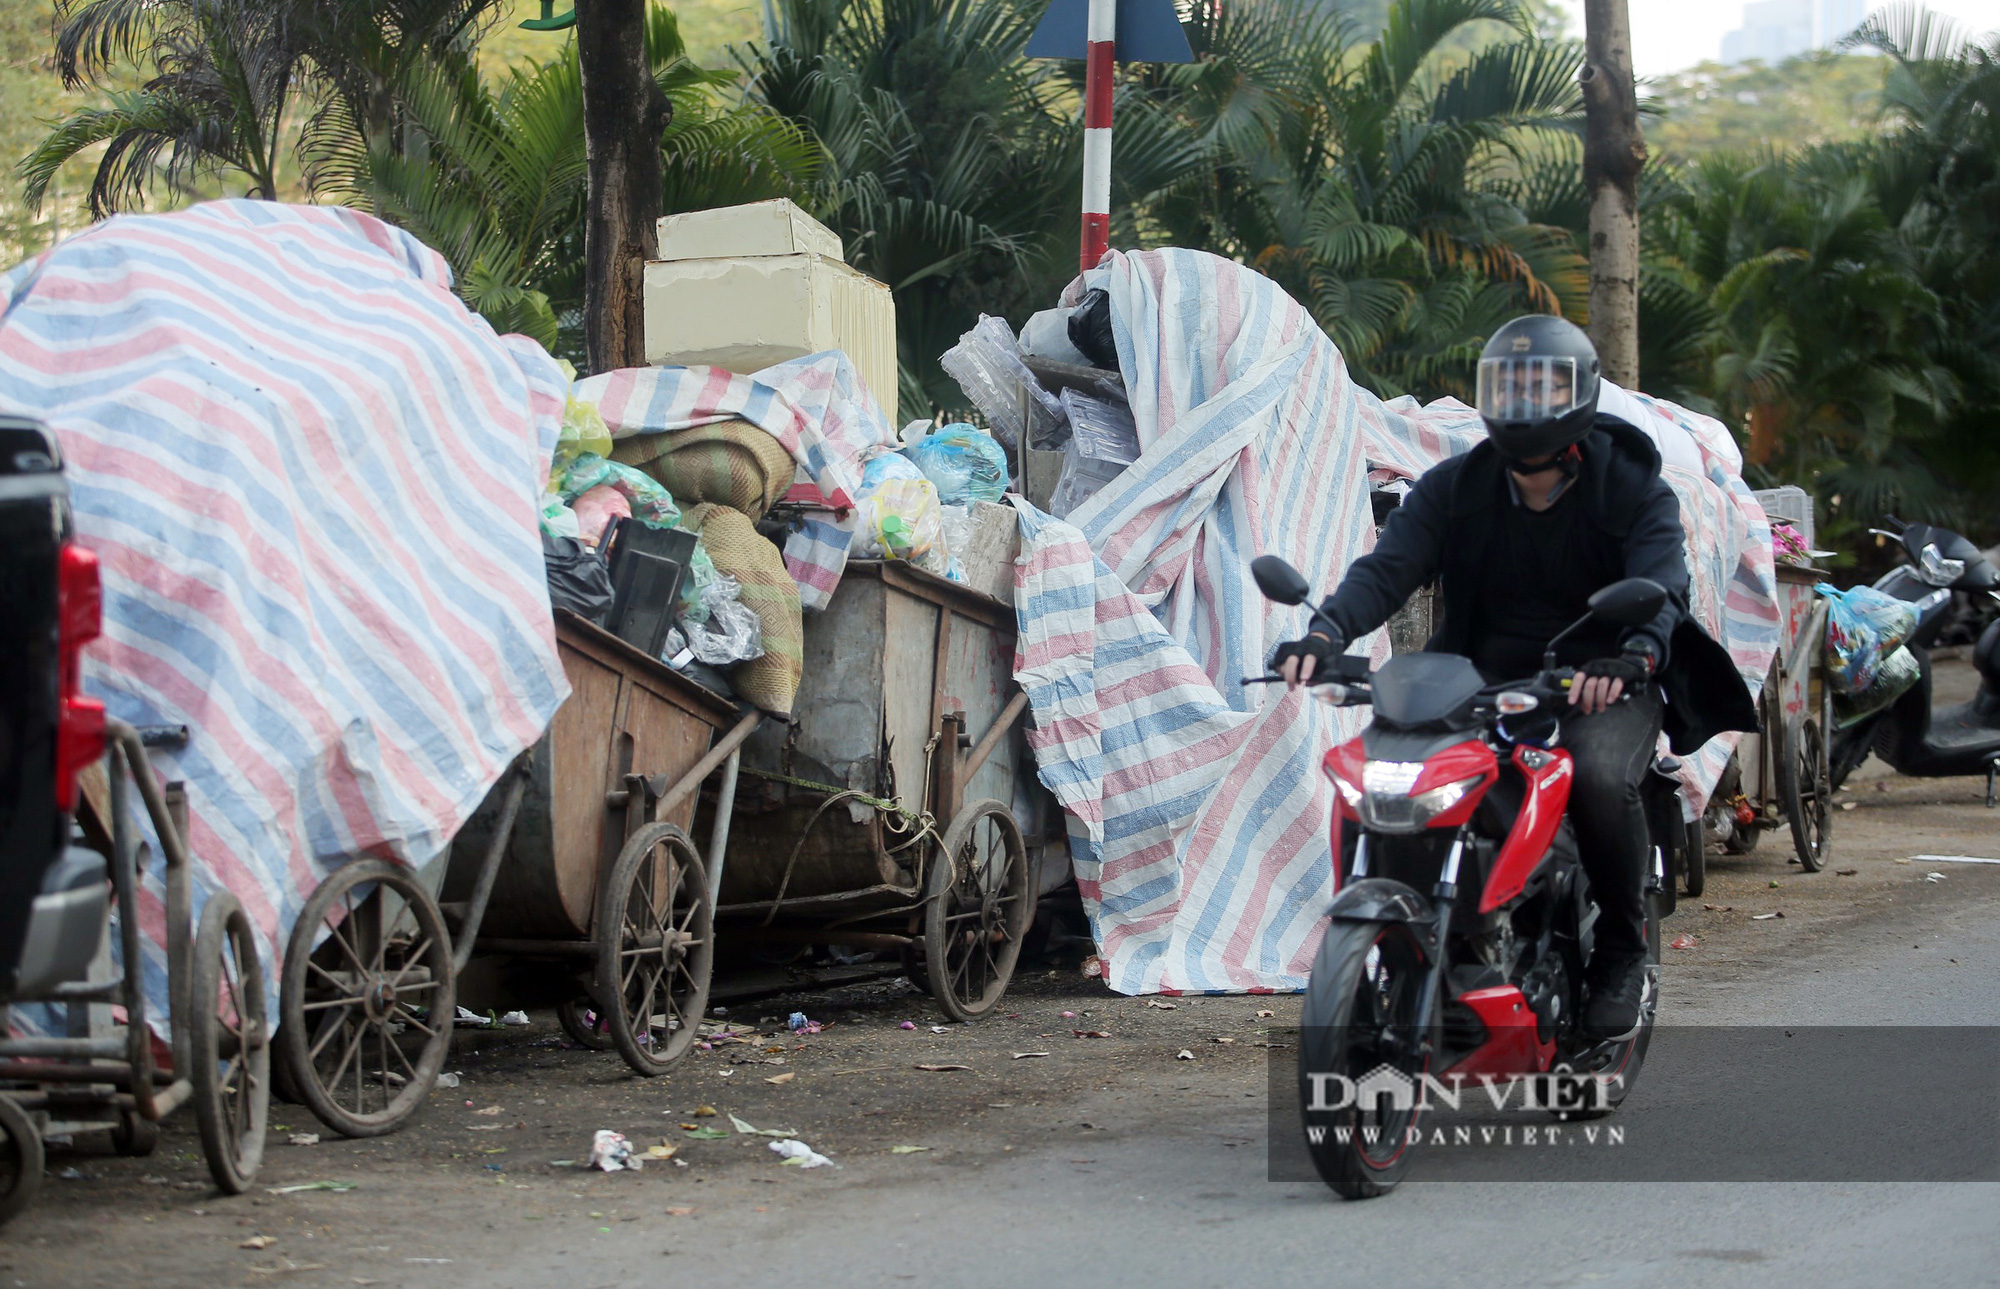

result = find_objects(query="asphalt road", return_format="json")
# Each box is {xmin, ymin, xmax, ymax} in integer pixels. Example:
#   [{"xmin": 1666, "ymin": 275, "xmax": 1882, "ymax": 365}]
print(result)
[
  {"xmin": 6, "ymin": 668, "xmax": 1997, "ymax": 1287},
  {"xmin": 472, "ymin": 866, "xmax": 2000, "ymax": 1289}
]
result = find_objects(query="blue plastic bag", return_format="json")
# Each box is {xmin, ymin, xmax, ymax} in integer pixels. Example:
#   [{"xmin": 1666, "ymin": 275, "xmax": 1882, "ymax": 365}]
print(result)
[
  {"xmin": 901, "ymin": 424, "xmax": 1010, "ymax": 506},
  {"xmin": 1818, "ymin": 582, "xmax": 1920, "ymax": 696}
]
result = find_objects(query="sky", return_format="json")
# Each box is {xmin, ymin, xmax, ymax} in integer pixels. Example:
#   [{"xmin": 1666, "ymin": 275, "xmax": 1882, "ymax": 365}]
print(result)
[{"xmin": 1550, "ymin": 0, "xmax": 2000, "ymax": 77}]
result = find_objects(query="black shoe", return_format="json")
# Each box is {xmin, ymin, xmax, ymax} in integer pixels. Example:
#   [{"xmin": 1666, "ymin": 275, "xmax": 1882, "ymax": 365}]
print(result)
[{"xmin": 1583, "ymin": 956, "xmax": 1646, "ymax": 1041}]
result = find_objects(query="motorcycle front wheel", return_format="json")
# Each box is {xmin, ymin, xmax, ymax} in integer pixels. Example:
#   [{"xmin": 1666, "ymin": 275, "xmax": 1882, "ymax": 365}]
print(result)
[{"xmin": 1297, "ymin": 918, "xmax": 1434, "ymax": 1200}]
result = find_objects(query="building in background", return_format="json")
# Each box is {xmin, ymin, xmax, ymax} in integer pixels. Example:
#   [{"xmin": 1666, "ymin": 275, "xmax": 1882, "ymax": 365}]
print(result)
[{"xmin": 1719, "ymin": 0, "xmax": 1867, "ymax": 63}]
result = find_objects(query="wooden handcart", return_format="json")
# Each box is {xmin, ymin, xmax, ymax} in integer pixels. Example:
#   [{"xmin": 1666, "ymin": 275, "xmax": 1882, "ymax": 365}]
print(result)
[
  {"xmin": 0, "ymin": 723, "xmax": 271, "ymax": 1222},
  {"xmin": 1693, "ymin": 564, "xmax": 1833, "ymax": 891},
  {"xmin": 716, "ymin": 561, "xmax": 1054, "ymax": 1022},
  {"xmin": 274, "ymin": 612, "xmax": 759, "ymax": 1137}
]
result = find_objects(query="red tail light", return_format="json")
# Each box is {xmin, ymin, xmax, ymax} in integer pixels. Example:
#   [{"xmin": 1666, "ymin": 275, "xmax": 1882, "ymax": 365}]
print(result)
[{"xmin": 55, "ymin": 542, "xmax": 106, "ymax": 811}]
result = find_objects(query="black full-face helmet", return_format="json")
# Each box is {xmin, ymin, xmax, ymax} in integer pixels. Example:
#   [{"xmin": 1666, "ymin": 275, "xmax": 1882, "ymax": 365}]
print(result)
[{"xmin": 1476, "ymin": 315, "xmax": 1601, "ymax": 462}]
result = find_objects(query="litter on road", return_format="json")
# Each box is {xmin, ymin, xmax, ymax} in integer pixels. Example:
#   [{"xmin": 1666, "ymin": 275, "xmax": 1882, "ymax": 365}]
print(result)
[
  {"xmin": 588, "ymin": 1131, "xmax": 641, "ymax": 1172},
  {"xmin": 770, "ymin": 1139, "xmax": 834, "ymax": 1168},
  {"xmin": 1912, "ymin": 855, "xmax": 2000, "ymax": 864}
]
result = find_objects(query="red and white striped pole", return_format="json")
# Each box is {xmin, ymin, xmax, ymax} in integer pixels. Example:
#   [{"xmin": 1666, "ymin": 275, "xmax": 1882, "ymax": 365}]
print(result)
[{"xmin": 1080, "ymin": 0, "xmax": 1115, "ymax": 275}]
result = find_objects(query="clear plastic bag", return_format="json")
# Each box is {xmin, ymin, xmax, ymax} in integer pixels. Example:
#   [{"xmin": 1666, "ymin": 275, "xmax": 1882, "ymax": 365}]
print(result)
[
  {"xmin": 853, "ymin": 477, "xmax": 948, "ymax": 574},
  {"xmin": 937, "ymin": 315, "xmax": 1063, "ymax": 453},
  {"xmin": 677, "ymin": 574, "xmax": 765, "ymax": 666},
  {"xmin": 902, "ymin": 424, "xmax": 1010, "ymax": 506},
  {"xmin": 1834, "ymin": 644, "xmax": 1920, "ymax": 727},
  {"xmin": 1818, "ymin": 582, "xmax": 1921, "ymax": 696},
  {"xmin": 1060, "ymin": 390, "xmax": 1140, "ymax": 465}
]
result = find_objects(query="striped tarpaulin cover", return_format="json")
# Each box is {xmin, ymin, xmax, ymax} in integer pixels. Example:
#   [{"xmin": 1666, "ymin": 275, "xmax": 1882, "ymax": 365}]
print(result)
[
  {"xmin": 574, "ymin": 353, "xmax": 897, "ymax": 611},
  {"xmin": 0, "ymin": 200, "xmax": 570, "ymax": 1026},
  {"xmin": 1012, "ymin": 248, "xmax": 1778, "ymax": 995}
]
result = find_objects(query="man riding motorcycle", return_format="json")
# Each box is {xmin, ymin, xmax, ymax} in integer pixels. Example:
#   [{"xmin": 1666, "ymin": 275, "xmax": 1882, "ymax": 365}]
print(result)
[{"xmin": 1274, "ymin": 315, "xmax": 1756, "ymax": 1040}]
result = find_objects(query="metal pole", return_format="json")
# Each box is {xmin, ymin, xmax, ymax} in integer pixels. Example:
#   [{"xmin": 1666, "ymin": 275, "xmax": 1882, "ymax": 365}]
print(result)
[
  {"xmin": 706, "ymin": 749, "xmax": 741, "ymax": 911},
  {"xmin": 1080, "ymin": 0, "xmax": 1115, "ymax": 275}
]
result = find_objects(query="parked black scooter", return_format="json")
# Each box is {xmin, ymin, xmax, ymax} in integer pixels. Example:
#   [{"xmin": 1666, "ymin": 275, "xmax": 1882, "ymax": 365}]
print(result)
[{"xmin": 1828, "ymin": 517, "xmax": 2000, "ymax": 805}]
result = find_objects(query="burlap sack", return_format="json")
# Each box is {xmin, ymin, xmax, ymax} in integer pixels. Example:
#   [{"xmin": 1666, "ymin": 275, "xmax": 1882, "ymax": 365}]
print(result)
[
  {"xmin": 680, "ymin": 503, "xmax": 803, "ymax": 715},
  {"xmin": 610, "ymin": 419, "xmax": 796, "ymax": 521}
]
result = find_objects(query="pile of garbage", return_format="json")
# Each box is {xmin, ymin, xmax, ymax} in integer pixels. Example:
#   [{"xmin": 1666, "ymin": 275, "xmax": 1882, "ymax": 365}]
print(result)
[
  {"xmin": 537, "ymin": 361, "xmax": 1023, "ymax": 716},
  {"xmin": 939, "ymin": 288, "xmax": 1138, "ymax": 521}
]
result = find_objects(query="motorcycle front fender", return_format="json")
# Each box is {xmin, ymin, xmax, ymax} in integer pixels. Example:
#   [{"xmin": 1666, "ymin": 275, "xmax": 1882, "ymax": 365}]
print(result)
[{"xmin": 1325, "ymin": 876, "xmax": 1433, "ymax": 926}]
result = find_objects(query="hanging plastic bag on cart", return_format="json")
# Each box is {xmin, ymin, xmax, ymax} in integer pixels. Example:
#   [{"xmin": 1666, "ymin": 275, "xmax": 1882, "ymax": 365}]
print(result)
[
  {"xmin": 901, "ymin": 424, "xmax": 1009, "ymax": 506},
  {"xmin": 1834, "ymin": 644, "xmax": 1920, "ymax": 727},
  {"xmin": 1818, "ymin": 582, "xmax": 1920, "ymax": 695}
]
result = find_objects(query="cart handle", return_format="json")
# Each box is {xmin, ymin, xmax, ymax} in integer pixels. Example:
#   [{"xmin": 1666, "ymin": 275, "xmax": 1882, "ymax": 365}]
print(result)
[
  {"xmin": 603, "ymin": 709, "xmax": 763, "ymax": 820},
  {"xmin": 961, "ymin": 691, "xmax": 1030, "ymax": 783}
]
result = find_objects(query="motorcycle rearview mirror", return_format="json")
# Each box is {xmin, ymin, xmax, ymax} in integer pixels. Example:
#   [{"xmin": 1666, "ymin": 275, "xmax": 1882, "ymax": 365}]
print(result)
[
  {"xmin": 1251, "ymin": 555, "xmax": 1311, "ymax": 606},
  {"xmin": 1586, "ymin": 578, "xmax": 1669, "ymax": 628}
]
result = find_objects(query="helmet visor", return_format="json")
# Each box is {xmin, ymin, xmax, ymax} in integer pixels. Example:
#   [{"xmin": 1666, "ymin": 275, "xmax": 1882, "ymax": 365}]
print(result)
[{"xmin": 1478, "ymin": 356, "xmax": 1580, "ymax": 423}]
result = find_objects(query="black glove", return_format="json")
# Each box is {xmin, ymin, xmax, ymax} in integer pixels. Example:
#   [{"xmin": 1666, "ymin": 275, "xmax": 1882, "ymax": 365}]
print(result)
[
  {"xmin": 1578, "ymin": 649, "xmax": 1653, "ymax": 696},
  {"xmin": 1270, "ymin": 630, "xmax": 1345, "ymax": 677}
]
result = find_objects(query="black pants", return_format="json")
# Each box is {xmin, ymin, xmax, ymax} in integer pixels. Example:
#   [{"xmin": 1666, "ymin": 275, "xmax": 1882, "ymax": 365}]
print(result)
[{"xmin": 1560, "ymin": 686, "xmax": 1664, "ymax": 965}]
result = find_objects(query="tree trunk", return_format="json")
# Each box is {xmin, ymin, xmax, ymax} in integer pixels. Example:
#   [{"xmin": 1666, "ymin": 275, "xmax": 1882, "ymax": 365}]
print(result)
[
  {"xmin": 575, "ymin": 0, "xmax": 670, "ymax": 373},
  {"xmin": 1579, "ymin": 0, "xmax": 1645, "ymax": 388}
]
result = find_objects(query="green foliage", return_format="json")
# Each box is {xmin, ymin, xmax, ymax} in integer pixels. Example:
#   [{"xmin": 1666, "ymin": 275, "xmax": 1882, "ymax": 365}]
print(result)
[
  {"xmin": 1645, "ymin": 53, "xmax": 1886, "ymax": 157},
  {"xmin": 740, "ymin": 0, "xmax": 1085, "ymax": 413},
  {"xmin": 1131, "ymin": 0, "xmax": 1587, "ymax": 399},
  {"xmin": 1635, "ymin": 2, "xmax": 2000, "ymax": 538}
]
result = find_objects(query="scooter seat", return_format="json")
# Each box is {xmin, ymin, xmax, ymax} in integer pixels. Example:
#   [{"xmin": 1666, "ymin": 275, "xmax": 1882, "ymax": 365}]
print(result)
[{"xmin": 1927, "ymin": 702, "xmax": 2000, "ymax": 754}]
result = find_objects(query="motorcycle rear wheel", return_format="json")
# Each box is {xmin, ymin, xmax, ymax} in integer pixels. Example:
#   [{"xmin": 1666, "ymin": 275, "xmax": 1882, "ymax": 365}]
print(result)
[
  {"xmin": 1557, "ymin": 887, "xmax": 1662, "ymax": 1121},
  {"xmin": 1297, "ymin": 918, "xmax": 1433, "ymax": 1200}
]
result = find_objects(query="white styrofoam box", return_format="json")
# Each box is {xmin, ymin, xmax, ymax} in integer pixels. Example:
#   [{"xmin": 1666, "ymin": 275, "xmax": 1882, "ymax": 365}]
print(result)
[
  {"xmin": 655, "ymin": 198, "xmax": 845, "ymax": 263},
  {"xmin": 643, "ymin": 252, "xmax": 898, "ymax": 426}
]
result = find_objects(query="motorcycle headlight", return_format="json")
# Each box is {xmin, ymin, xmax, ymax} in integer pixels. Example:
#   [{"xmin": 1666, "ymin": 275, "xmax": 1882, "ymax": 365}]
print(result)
[{"xmin": 1358, "ymin": 761, "xmax": 1485, "ymax": 834}]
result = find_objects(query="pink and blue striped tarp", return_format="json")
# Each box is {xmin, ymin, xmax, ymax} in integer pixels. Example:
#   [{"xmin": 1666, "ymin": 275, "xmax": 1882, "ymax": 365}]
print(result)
[
  {"xmin": 1011, "ymin": 248, "xmax": 1778, "ymax": 995},
  {"xmin": 0, "ymin": 200, "xmax": 571, "ymax": 1028}
]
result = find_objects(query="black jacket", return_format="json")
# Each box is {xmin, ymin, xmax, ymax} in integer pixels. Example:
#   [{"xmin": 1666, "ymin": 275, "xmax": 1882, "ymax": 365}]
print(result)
[{"xmin": 1321, "ymin": 416, "xmax": 1758, "ymax": 754}]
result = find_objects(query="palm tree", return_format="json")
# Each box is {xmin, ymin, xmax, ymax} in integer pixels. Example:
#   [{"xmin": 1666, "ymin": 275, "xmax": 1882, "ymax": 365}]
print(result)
[
  {"xmin": 311, "ymin": 6, "xmax": 818, "ymax": 353},
  {"xmin": 22, "ymin": 0, "xmax": 303, "ymax": 214},
  {"xmin": 1131, "ymin": 0, "xmax": 1591, "ymax": 400}
]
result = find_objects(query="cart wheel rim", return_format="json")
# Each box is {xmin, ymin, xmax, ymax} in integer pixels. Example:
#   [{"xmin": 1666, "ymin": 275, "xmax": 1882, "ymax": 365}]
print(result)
[
  {"xmin": 279, "ymin": 860, "xmax": 454, "ymax": 1136},
  {"xmin": 925, "ymin": 800, "xmax": 1031, "ymax": 1022},
  {"xmin": 193, "ymin": 892, "xmax": 270, "ymax": 1191},
  {"xmin": 598, "ymin": 823, "xmax": 712, "ymax": 1074}
]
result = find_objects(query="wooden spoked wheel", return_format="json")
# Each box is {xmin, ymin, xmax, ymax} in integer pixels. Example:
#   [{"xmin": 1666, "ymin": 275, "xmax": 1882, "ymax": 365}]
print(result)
[
  {"xmin": 190, "ymin": 891, "xmax": 269, "ymax": 1193},
  {"xmin": 595, "ymin": 823, "xmax": 713, "ymax": 1076},
  {"xmin": 923, "ymin": 799, "xmax": 1033, "ymax": 1022},
  {"xmin": 0, "ymin": 1094, "xmax": 42, "ymax": 1226},
  {"xmin": 556, "ymin": 996, "xmax": 615, "ymax": 1051},
  {"xmin": 280, "ymin": 860, "xmax": 455, "ymax": 1137},
  {"xmin": 1779, "ymin": 718, "xmax": 1833, "ymax": 872}
]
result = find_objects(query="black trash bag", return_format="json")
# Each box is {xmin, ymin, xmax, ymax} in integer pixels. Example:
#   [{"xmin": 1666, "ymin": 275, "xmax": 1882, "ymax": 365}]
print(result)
[
  {"xmin": 543, "ymin": 532, "xmax": 614, "ymax": 623},
  {"xmin": 1067, "ymin": 287, "xmax": 1119, "ymax": 371}
]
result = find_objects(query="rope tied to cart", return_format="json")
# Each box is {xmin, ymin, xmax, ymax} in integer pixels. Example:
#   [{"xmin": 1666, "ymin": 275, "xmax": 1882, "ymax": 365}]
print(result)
[{"xmin": 739, "ymin": 734, "xmax": 960, "ymax": 925}]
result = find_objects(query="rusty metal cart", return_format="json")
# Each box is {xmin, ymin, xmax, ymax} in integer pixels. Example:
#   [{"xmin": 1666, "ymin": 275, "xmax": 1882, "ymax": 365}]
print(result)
[
  {"xmin": 716, "ymin": 560, "xmax": 1054, "ymax": 1022},
  {"xmin": 1695, "ymin": 564, "xmax": 1833, "ymax": 891},
  {"xmin": 275, "ymin": 611, "xmax": 759, "ymax": 1137},
  {"xmin": 0, "ymin": 723, "xmax": 270, "ymax": 1222}
]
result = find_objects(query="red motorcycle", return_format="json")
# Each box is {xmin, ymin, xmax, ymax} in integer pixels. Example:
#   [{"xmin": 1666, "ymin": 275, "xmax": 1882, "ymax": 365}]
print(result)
[{"xmin": 1251, "ymin": 556, "xmax": 1686, "ymax": 1199}]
